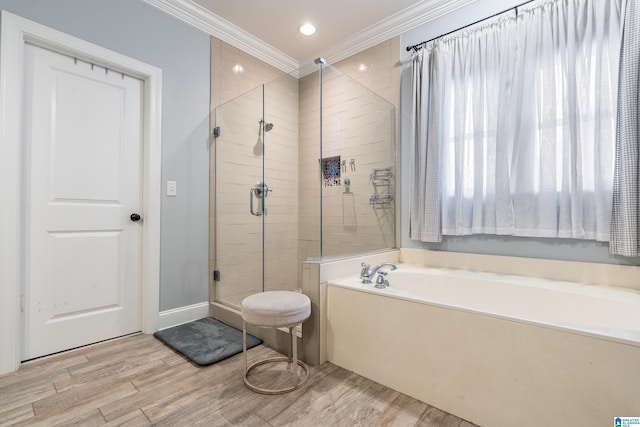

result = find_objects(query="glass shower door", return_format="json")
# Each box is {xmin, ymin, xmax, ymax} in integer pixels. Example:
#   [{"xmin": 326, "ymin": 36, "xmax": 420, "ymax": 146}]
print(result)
[
  {"xmin": 213, "ymin": 74, "xmax": 300, "ymax": 309},
  {"xmin": 214, "ymin": 85, "xmax": 265, "ymax": 307}
]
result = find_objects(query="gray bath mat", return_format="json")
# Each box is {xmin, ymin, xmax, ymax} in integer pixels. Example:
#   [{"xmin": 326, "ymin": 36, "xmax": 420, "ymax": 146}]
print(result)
[{"xmin": 154, "ymin": 317, "xmax": 262, "ymax": 366}]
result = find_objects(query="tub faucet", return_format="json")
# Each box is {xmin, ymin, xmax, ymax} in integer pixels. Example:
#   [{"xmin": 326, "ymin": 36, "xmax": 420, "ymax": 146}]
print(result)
[{"xmin": 360, "ymin": 262, "xmax": 397, "ymax": 284}]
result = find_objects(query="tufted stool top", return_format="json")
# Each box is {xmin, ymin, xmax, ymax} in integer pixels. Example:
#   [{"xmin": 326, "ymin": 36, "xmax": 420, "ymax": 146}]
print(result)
[{"xmin": 241, "ymin": 291, "xmax": 311, "ymax": 327}]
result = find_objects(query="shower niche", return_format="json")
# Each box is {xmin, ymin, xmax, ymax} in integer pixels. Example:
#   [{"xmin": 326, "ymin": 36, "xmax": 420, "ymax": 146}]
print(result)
[
  {"xmin": 321, "ymin": 156, "xmax": 341, "ymax": 187},
  {"xmin": 212, "ymin": 61, "xmax": 396, "ymax": 309}
]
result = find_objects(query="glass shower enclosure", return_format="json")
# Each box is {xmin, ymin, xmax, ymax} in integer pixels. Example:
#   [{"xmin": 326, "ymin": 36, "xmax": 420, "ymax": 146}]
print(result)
[{"xmin": 213, "ymin": 62, "xmax": 395, "ymax": 309}]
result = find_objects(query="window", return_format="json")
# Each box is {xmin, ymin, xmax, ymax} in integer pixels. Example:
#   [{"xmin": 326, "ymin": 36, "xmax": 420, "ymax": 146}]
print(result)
[{"xmin": 410, "ymin": 0, "xmax": 622, "ymax": 242}]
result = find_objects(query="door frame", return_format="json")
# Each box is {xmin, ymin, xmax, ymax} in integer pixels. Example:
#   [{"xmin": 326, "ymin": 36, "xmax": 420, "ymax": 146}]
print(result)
[{"xmin": 0, "ymin": 11, "xmax": 162, "ymax": 374}]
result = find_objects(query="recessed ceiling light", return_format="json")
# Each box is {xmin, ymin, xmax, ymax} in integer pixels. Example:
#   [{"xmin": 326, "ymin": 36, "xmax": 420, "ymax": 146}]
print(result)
[{"xmin": 299, "ymin": 23, "xmax": 316, "ymax": 36}]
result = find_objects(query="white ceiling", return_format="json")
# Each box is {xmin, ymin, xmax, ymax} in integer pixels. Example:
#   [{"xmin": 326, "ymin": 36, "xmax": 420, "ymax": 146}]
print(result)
[
  {"xmin": 144, "ymin": 0, "xmax": 477, "ymax": 72},
  {"xmin": 191, "ymin": 0, "xmax": 423, "ymax": 61}
]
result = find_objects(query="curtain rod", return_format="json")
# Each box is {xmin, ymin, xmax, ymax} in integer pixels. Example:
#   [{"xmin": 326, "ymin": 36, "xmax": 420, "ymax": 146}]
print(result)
[{"xmin": 405, "ymin": 0, "xmax": 536, "ymax": 52}]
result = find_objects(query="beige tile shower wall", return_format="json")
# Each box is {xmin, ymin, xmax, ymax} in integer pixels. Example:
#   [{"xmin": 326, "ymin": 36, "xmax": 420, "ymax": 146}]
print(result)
[
  {"xmin": 263, "ymin": 75, "xmax": 300, "ymax": 293},
  {"xmin": 320, "ymin": 69, "xmax": 396, "ymax": 258},
  {"xmin": 333, "ymin": 37, "xmax": 401, "ymax": 107},
  {"xmin": 335, "ymin": 37, "xmax": 402, "ymax": 253},
  {"xmin": 297, "ymin": 73, "xmax": 321, "ymax": 274},
  {"xmin": 210, "ymin": 38, "xmax": 298, "ymax": 307},
  {"xmin": 210, "ymin": 39, "xmax": 284, "ymax": 108},
  {"xmin": 298, "ymin": 38, "xmax": 400, "ymax": 269}
]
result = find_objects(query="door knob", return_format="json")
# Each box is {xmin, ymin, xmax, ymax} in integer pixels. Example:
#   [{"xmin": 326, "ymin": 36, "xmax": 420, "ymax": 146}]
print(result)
[{"xmin": 130, "ymin": 213, "xmax": 142, "ymax": 222}]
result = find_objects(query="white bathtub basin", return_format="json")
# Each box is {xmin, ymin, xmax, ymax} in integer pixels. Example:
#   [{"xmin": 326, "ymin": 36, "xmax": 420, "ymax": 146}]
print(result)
[{"xmin": 332, "ymin": 266, "xmax": 640, "ymax": 344}]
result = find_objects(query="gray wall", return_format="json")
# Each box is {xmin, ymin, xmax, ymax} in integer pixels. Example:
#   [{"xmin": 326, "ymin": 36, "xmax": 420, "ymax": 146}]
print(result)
[
  {"xmin": 0, "ymin": 0, "xmax": 211, "ymax": 310},
  {"xmin": 399, "ymin": 0, "xmax": 639, "ymax": 266}
]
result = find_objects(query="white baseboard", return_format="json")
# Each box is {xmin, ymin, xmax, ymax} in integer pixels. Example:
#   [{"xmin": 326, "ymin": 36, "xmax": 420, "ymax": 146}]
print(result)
[{"xmin": 157, "ymin": 302, "xmax": 209, "ymax": 330}]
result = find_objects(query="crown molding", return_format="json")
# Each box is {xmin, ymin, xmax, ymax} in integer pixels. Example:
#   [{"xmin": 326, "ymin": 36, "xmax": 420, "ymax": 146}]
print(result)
[
  {"xmin": 144, "ymin": 0, "xmax": 478, "ymax": 76},
  {"xmin": 300, "ymin": 0, "xmax": 478, "ymax": 67},
  {"xmin": 142, "ymin": 0, "xmax": 298, "ymax": 73}
]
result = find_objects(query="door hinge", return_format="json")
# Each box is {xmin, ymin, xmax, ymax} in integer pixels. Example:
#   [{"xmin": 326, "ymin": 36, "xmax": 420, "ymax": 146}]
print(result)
[
  {"xmin": 213, "ymin": 270, "xmax": 220, "ymax": 281},
  {"xmin": 213, "ymin": 127, "xmax": 220, "ymax": 138},
  {"xmin": 20, "ymin": 294, "xmax": 24, "ymax": 313}
]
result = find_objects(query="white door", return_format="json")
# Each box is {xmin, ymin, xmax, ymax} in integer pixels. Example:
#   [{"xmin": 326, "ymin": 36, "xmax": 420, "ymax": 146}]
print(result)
[{"xmin": 22, "ymin": 43, "xmax": 143, "ymax": 360}]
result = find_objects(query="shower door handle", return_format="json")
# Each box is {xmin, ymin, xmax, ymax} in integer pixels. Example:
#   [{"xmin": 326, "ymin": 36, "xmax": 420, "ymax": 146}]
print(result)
[
  {"xmin": 250, "ymin": 182, "xmax": 271, "ymax": 216},
  {"xmin": 250, "ymin": 186, "xmax": 263, "ymax": 216}
]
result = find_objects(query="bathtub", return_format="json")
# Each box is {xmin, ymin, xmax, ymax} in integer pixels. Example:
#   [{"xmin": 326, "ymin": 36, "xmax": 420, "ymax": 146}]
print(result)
[{"xmin": 327, "ymin": 265, "xmax": 640, "ymax": 427}]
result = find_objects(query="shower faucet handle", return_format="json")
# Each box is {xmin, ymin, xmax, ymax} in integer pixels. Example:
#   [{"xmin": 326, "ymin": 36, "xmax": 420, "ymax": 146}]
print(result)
[{"xmin": 252, "ymin": 182, "xmax": 272, "ymax": 197}]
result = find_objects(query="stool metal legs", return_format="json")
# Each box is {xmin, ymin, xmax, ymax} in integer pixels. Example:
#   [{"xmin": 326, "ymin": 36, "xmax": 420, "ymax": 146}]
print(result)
[
  {"xmin": 242, "ymin": 321, "xmax": 309, "ymax": 395},
  {"xmin": 290, "ymin": 325, "xmax": 298, "ymax": 386},
  {"xmin": 242, "ymin": 320, "xmax": 248, "ymax": 376}
]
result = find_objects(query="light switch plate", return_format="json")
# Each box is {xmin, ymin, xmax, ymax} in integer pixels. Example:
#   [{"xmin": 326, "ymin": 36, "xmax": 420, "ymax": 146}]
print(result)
[{"xmin": 167, "ymin": 181, "xmax": 177, "ymax": 196}]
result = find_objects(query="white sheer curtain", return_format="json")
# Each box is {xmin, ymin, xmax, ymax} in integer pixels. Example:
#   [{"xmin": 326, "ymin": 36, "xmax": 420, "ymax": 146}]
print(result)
[
  {"xmin": 410, "ymin": 0, "xmax": 622, "ymax": 242},
  {"xmin": 439, "ymin": 16, "xmax": 519, "ymax": 236}
]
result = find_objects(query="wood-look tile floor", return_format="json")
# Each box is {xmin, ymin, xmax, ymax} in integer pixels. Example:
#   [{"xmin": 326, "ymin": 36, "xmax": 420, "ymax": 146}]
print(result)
[{"xmin": 0, "ymin": 333, "xmax": 479, "ymax": 427}]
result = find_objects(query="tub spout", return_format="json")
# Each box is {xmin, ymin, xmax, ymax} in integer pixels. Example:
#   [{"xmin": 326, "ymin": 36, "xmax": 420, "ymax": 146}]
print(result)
[{"xmin": 361, "ymin": 262, "xmax": 397, "ymax": 284}]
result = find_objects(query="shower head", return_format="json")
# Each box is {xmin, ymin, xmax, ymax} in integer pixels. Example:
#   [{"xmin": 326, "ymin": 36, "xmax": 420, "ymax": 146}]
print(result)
[{"xmin": 259, "ymin": 118, "xmax": 274, "ymax": 132}]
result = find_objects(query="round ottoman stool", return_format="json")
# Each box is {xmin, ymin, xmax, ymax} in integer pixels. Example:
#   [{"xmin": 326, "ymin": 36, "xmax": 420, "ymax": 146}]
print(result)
[{"xmin": 241, "ymin": 291, "xmax": 311, "ymax": 394}]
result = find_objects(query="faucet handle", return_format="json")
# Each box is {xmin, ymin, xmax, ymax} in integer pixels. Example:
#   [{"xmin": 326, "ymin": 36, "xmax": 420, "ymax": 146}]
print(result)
[
  {"xmin": 375, "ymin": 270, "xmax": 388, "ymax": 288},
  {"xmin": 360, "ymin": 263, "xmax": 371, "ymax": 283}
]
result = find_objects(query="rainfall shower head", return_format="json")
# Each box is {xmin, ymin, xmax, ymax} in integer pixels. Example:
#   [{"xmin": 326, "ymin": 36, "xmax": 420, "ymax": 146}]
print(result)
[{"xmin": 259, "ymin": 118, "xmax": 274, "ymax": 132}]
